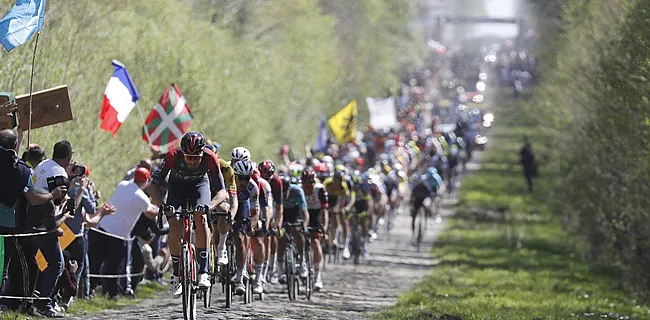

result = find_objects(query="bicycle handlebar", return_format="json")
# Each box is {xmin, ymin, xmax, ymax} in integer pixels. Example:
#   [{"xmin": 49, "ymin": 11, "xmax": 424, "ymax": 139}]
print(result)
[{"xmin": 156, "ymin": 205, "xmax": 211, "ymax": 229}]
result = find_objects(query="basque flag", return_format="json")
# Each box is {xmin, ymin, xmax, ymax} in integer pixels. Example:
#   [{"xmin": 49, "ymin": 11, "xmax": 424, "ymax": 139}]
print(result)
[{"xmin": 99, "ymin": 60, "xmax": 140, "ymax": 136}]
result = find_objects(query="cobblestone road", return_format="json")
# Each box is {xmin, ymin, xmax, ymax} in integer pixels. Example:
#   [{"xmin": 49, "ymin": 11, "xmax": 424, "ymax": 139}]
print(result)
[{"xmin": 72, "ymin": 157, "xmax": 481, "ymax": 320}]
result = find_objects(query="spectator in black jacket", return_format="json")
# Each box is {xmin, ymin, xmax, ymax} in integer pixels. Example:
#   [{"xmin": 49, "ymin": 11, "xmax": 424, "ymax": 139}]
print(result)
[
  {"xmin": 520, "ymin": 136, "xmax": 538, "ymax": 192},
  {"xmin": 0, "ymin": 129, "xmax": 66, "ymax": 312}
]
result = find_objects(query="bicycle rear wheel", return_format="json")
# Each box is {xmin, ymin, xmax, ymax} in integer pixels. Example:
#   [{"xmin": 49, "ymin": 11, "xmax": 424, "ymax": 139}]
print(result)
[
  {"xmin": 416, "ymin": 208, "xmax": 425, "ymax": 252},
  {"xmin": 305, "ymin": 241, "xmax": 313, "ymax": 300},
  {"xmin": 204, "ymin": 238, "xmax": 216, "ymax": 308},
  {"xmin": 284, "ymin": 246, "xmax": 295, "ymax": 300},
  {"xmin": 224, "ymin": 240, "xmax": 234, "ymax": 308}
]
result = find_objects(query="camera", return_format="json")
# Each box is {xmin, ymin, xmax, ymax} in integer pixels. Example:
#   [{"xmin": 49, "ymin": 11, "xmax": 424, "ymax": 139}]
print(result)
[
  {"xmin": 46, "ymin": 175, "xmax": 68, "ymax": 206},
  {"xmin": 71, "ymin": 165, "xmax": 86, "ymax": 177}
]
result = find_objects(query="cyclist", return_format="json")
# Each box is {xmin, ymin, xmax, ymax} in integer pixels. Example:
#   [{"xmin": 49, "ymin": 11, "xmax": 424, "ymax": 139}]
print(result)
[
  {"xmin": 231, "ymin": 160, "xmax": 260, "ymax": 295},
  {"xmin": 149, "ymin": 132, "xmax": 228, "ymax": 298},
  {"xmin": 251, "ymin": 168, "xmax": 273, "ymax": 293},
  {"xmin": 258, "ymin": 160, "xmax": 284, "ymax": 284},
  {"xmin": 212, "ymin": 151, "xmax": 239, "ymax": 268},
  {"xmin": 277, "ymin": 175, "xmax": 309, "ymax": 284},
  {"xmin": 425, "ymin": 167, "xmax": 445, "ymax": 214},
  {"xmin": 366, "ymin": 168, "xmax": 388, "ymax": 242},
  {"xmin": 322, "ymin": 167, "xmax": 352, "ymax": 259},
  {"xmin": 409, "ymin": 171, "xmax": 440, "ymax": 244},
  {"xmin": 301, "ymin": 168, "xmax": 328, "ymax": 290},
  {"xmin": 349, "ymin": 171, "xmax": 374, "ymax": 257}
]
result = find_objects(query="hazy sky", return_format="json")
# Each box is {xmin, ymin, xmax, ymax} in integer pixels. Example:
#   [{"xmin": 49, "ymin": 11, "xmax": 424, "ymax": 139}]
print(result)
[{"xmin": 472, "ymin": 0, "xmax": 520, "ymax": 37}]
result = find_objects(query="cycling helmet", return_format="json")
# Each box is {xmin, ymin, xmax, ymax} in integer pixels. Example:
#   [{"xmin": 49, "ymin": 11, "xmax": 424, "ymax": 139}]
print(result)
[
  {"xmin": 258, "ymin": 160, "xmax": 275, "ymax": 179},
  {"xmin": 290, "ymin": 164, "xmax": 304, "ymax": 178},
  {"xmin": 393, "ymin": 163, "xmax": 403, "ymax": 171},
  {"xmin": 335, "ymin": 164, "xmax": 346, "ymax": 173},
  {"xmin": 180, "ymin": 132, "xmax": 206, "ymax": 155},
  {"xmin": 427, "ymin": 167, "xmax": 438, "ymax": 176},
  {"xmin": 204, "ymin": 144, "xmax": 216, "ymax": 153},
  {"xmin": 301, "ymin": 167, "xmax": 316, "ymax": 183},
  {"xmin": 321, "ymin": 155, "xmax": 334, "ymax": 164},
  {"xmin": 313, "ymin": 162, "xmax": 328, "ymax": 174},
  {"xmin": 290, "ymin": 177, "xmax": 301, "ymax": 185},
  {"xmin": 355, "ymin": 157, "xmax": 365, "ymax": 167},
  {"xmin": 230, "ymin": 147, "xmax": 251, "ymax": 161},
  {"xmin": 233, "ymin": 160, "xmax": 254, "ymax": 176}
]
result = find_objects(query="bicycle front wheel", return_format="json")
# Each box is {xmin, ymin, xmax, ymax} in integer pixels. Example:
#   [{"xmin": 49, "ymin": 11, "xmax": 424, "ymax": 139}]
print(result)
[{"xmin": 181, "ymin": 244, "xmax": 195, "ymax": 320}]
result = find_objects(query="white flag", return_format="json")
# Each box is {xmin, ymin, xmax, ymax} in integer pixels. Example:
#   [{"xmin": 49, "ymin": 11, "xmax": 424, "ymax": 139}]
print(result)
[{"xmin": 366, "ymin": 97, "xmax": 397, "ymax": 129}]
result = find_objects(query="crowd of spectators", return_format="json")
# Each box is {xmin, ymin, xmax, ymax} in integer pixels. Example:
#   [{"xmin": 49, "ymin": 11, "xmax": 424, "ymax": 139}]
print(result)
[{"xmin": 0, "ymin": 104, "xmax": 171, "ymax": 318}]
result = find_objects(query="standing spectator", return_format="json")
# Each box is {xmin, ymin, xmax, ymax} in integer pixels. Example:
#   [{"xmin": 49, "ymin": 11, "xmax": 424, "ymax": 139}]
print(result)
[
  {"xmin": 0, "ymin": 130, "xmax": 66, "ymax": 314},
  {"xmin": 122, "ymin": 159, "xmax": 153, "ymax": 181},
  {"xmin": 32, "ymin": 140, "xmax": 80, "ymax": 317},
  {"xmin": 520, "ymin": 136, "xmax": 538, "ymax": 192},
  {"xmin": 22, "ymin": 144, "xmax": 46, "ymax": 169},
  {"xmin": 64, "ymin": 168, "xmax": 115, "ymax": 303},
  {"xmin": 89, "ymin": 168, "xmax": 157, "ymax": 299}
]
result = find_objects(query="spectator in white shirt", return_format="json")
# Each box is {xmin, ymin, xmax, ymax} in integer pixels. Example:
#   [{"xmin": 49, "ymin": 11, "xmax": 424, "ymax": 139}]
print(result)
[
  {"xmin": 89, "ymin": 168, "xmax": 157, "ymax": 299},
  {"xmin": 31, "ymin": 140, "xmax": 80, "ymax": 317}
]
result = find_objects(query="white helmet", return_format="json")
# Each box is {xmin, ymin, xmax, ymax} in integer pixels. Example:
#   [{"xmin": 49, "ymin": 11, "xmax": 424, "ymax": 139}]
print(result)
[
  {"xmin": 321, "ymin": 155, "xmax": 334, "ymax": 164},
  {"xmin": 233, "ymin": 160, "xmax": 254, "ymax": 176},
  {"xmin": 230, "ymin": 147, "xmax": 251, "ymax": 162}
]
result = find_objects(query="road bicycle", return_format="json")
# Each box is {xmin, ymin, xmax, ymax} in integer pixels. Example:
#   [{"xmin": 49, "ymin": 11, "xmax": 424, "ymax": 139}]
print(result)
[
  {"xmin": 208, "ymin": 210, "xmax": 235, "ymax": 308},
  {"xmin": 348, "ymin": 210, "xmax": 368, "ymax": 265},
  {"xmin": 281, "ymin": 220, "xmax": 305, "ymax": 301},
  {"xmin": 158, "ymin": 204, "xmax": 209, "ymax": 320}
]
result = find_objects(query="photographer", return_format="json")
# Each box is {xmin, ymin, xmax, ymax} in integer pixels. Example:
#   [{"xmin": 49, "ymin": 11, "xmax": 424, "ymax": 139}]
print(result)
[
  {"xmin": 64, "ymin": 167, "xmax": 115, "ymax": 302},
  {"xmin": 0, "ymin": 129, "xmax": 66, "ymax": 312},
  {"xmin": 31, "ymin": 140, "xmax": 80, "ymax": 317}
]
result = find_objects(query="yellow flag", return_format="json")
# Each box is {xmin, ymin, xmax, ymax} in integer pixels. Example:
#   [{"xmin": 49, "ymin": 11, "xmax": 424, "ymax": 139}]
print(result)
[
  {"xmin": 36, "ymin": 223, "xmax": 76, "ymax": 271},
  {"xmin": 328, "ymin": 100, "xmax": 357, "ymax": 143}
]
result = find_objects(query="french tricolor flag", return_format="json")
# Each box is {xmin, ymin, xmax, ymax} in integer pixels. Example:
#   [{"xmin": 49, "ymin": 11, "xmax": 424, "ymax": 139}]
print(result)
[{"xmin": 99, "ymin": 60, "xmax": 140, "ymax": 136}]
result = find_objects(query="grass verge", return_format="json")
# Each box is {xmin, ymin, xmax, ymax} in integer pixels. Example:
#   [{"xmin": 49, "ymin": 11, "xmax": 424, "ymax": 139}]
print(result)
[
  {"xmin": 1, "ymin": 281, "xmax": 164, "ymax": 319},
  {"xmin": 376, "ymin": 98, "xmax": 647, "ymax": 320}
]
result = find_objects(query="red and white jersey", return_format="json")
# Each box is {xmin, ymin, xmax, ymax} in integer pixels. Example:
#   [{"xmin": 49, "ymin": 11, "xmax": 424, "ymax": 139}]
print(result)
[
  {"xmin": 258, "ymin": 177, "xmax": 273, "ymax": 208},
  {"xmin": 305, "ymin": 182, "xmax": 328, "ymax": 210}
]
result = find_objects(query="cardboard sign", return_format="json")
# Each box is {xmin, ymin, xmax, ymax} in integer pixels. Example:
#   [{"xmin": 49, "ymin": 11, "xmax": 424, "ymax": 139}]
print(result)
[{"xmin": 0, "ymin": 85, "xmax": 72, "ymax": 130}]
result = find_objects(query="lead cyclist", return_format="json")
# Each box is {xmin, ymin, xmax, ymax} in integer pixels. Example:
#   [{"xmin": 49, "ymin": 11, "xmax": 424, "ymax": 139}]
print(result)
[{"xmin": 148, "ymin": 132, "xmax": 229, "ymax": 298}]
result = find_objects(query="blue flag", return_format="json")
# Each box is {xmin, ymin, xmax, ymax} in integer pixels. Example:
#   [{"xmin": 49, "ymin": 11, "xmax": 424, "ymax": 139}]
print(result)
[
  {"xmin": 314, "ymin": 118, "xmax": 328, "ymax": 152},
  {"xmin": 0, "ymin": 0, "xmax": 46, "ymax": 52}
]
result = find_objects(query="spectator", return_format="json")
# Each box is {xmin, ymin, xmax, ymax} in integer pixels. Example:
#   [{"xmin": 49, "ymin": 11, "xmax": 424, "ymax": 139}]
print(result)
[
  {"xmin": 22, "ymin": 144, "xmax": 46, "ymax": 169},
  {"xmin": 89, "ymin": 168, "xmax": 157, "ymax": 300},
  {"xmin": 520, "ymin": 136, "xmax": 538, "ymax": 192},
  {"xmin": 32, "ymin": 140, "xmax": 80, "ymax": 317},
  {"xmin": 0, "ymin": 130, "xmax": 66, "ymax": 313},
  {"xmin": 64, "ymin": 169, "xmax": 115, "ymax": 302},
  {"xmin": 122, "ymin": 159, "xmax": 153, "ymax": 181}
]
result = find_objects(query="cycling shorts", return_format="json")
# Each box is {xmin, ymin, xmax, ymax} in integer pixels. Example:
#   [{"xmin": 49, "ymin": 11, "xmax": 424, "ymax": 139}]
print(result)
[
  {"xmin": 167, "ymin": 178, "xmax": 211, "ymax": 210},
  {"xmin": 327, "ymin": 195, "xmax": 340, "ymax": 209},
  {"xmin": 411, "ymin": 196, "xmax": 428, "ymax": 218},
  {"xmin": 284, "ymin": 206, "xmax": 302, "ymax": 224},
  {"xmin": 354, "ymin": 199, "xmax": 368, "ymax": 215},
  {"xmin": 308, "ymin": 208, "xmax": 322, "ymax": 229},
  {"xmin": 235, "ymin": 199, "xmax": 250, "ymax": 222}
]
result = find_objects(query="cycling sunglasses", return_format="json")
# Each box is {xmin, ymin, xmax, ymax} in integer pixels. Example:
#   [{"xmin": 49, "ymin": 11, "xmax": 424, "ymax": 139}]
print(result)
[
  {"xmin": 183, "ymin": 153, "xmax": 203, "ymax": 162},
  {"xmin": 235, "ymin": 175, "xmax": 251, "ymax": 181}
]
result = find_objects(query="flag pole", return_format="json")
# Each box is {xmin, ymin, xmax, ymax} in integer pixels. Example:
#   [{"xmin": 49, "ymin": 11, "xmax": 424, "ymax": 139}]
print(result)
[
  {"xmin": 27, "ymin": 32, "xmax": 41, "ymax": 146},
  {"xmin": 135, "ymin": 101, "xmax": 153, "ymax": 148}
]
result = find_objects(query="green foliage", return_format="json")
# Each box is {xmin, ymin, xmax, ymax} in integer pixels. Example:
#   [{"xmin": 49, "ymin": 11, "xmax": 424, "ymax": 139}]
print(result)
[
  {"xmin": 518, "ymin": 0, "xmax": 650, "ymax": 294},
  {"xmin": 376, "ymin": 98, "xmax": 644, "ymax": 320},
  {"xmin": 0, "ymin": 0, "xmax": 425, "ymax": 199}
]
